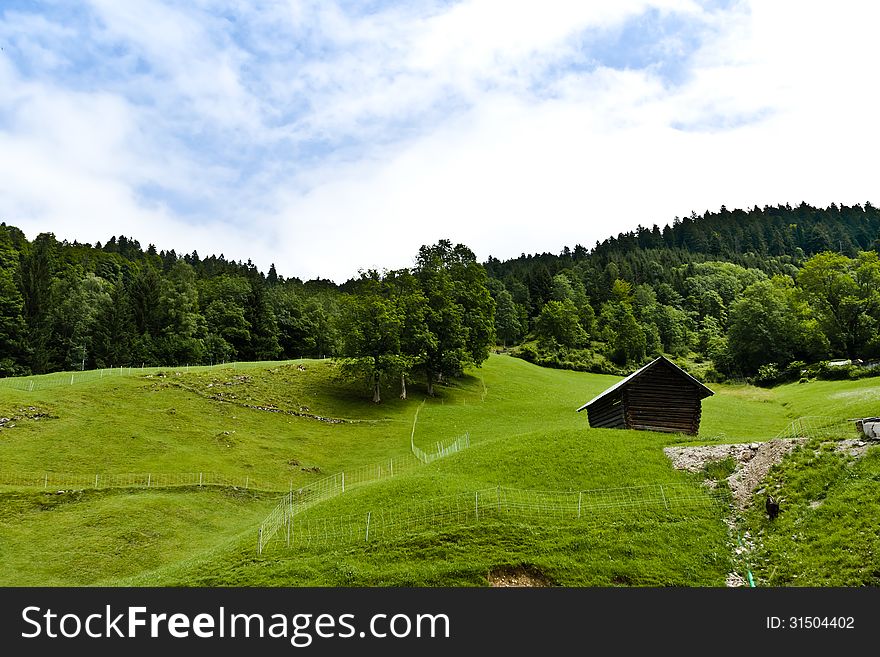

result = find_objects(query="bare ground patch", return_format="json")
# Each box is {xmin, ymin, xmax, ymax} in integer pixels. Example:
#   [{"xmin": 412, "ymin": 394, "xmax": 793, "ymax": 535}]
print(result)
[
  {"xmin": 665, "ymin": 438, "xmax": 874, "ymax": 509},
  {"xmin": 488, "ymin": 566, "xmax": 551, "ymax": 587},
  {"xmin": 666, "ymin": 439, "xmax": 808, "ymax": 509},
  {"xmin": 664, "ymin": 437, "xmax": 875, "ymax": 586}
]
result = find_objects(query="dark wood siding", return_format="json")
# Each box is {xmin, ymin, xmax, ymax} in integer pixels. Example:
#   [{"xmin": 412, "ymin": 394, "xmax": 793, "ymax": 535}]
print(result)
[
  {"xmin": 586, "ymin": 391, "xmax": 626, "ymax": 429},
  {"xmin": 624, "ymin": 365, "xmax": 702, "ymax": 434},
  {"xmin": 581, "ymin": 358, "xmax": 710, "ymax": 435}
]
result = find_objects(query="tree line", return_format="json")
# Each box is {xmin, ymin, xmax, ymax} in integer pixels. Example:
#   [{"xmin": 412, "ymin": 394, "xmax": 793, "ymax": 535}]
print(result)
[
  {"xmin": 1, "ymin": 201, "xmax": 878, "ymax": 395},
  {"xmin": 0, "ymin": 227, "xmax": 495, "ymax": 399},
  {"xmin": 482, "ymin": 202, "xmax": 880, "ymax": 383}
]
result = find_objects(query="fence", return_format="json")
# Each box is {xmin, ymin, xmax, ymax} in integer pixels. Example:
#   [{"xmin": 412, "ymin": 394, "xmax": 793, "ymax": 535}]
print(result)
[
  {"xmin": 261, "ymin": 482, "xmax": 726, "ymax": 551},
  {"xmin": 411, "ymin": 430, "xmax": 470, "ymax": 464},
  {"xmin": 774, "ymin": 416, "xmax": 861, "ymax": 441},
  {"xmin": 257, "ymin": 431, "xmax": 471, "ymax": 553},
  {"xmin": 0, "ymin": 433, "xmax": 463, "ymax": 497},
  {"xmin": 0, "ymin": 360, "xmax": 300, "ymax": 392},
  {"xmin": 0, "ymin": 470, "xmax": 274, "ymax": 492}
]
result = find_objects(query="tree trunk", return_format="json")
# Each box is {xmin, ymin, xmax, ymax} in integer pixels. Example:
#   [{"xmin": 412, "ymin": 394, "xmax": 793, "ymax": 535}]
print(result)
[
  {"xmin": 399, "ymin": 372, "xmax": 407, "ymax": 400},
  {"xmin": 426, "ymin": 369, "xmax": 434, "ymax": 397},
  {"xmin": 372, "ymin": 374, "xmax": 381, "ymax": 403}
]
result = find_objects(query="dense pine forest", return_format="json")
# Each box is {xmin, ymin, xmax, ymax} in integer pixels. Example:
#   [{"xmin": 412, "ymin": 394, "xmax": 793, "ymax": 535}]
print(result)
[{"xmin": 1, "ymin": 201, "xmax": 879, "ymax": 392}]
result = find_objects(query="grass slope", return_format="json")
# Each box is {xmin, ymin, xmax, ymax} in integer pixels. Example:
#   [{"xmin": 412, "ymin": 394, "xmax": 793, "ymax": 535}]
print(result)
[
  {"xmin": 1, "ymin": 355, "xmax": 877, "ymax": 586},
  {"xmin": 0, "ymin": 487, "xmax": 274, "ymax": 586},
  {"xmin": 738, "ymin": 440, "xmax": 880, "ymax": 586}
]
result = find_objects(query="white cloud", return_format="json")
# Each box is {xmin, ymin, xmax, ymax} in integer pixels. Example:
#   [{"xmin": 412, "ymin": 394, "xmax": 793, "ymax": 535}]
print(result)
[
  {"xmin": 267, "ymin": 0, "xmax": 880, "ymax": 280},
  {"xmin": 1, "ymin": 0, "xmax": 879, "ymax": 282},
  {"xmin": 85, "ymin": 0, "xmax": 262, "ymax": 129}
]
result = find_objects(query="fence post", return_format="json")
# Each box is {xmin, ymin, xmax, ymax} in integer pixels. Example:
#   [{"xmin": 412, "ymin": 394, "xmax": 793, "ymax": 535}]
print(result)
[
  {"xmin": 258, "ymin": 527, "xmax": 263, "ymax": 555},
  {"xmin": 475, "ymin": 492, "xmax": 479, "ymax": 521},
  {"xmin": 660, "ymin": 485, "xmax": 668, "ymax": 510},
  {"xmin": 199, "ymin": 472, "xmax": 203, "ymax": 487},
  {"xmin": 341, "ymin": 472, "xmax": 345, "ymax": 493},
  {"xmin": 245, "ymin": 476, "xmax": 249, "ymax": 489},
  {"xmin": 44, "ymin": 473, "xmax": 48, "ymax": 489},
  {"xmin": 365, "ymin": 512, "xmax": 371, "ymax": 542},
  {"xmin": 70, "ymin": 374, "xmax": 74, "ymax": 385},
  {"xmin": 147, "ymin": 473, "xmax": 151, "ymax": 488},
  {"xmin": 390, "ymin": 458, "xmax": 393, "ymax": 477},
  {"xmin": 578, "ymin": 491, "xmax": 582, "ymax": 518}
]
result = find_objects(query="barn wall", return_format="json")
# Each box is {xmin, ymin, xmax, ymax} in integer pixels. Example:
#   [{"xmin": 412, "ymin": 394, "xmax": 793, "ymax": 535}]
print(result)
[
  {"xmin": 587, "ymin": 392, "xmax": 626, "ymax": 429},
  {"xmin": 624, "ymin": 365, "xmax": 703, "ymax": 435}
]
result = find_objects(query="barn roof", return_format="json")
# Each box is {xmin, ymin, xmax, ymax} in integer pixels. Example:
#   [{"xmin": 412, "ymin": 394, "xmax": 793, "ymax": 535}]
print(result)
[{"xmin": 576, "ymin": 356, "xmax": 713, "ymax": 412}]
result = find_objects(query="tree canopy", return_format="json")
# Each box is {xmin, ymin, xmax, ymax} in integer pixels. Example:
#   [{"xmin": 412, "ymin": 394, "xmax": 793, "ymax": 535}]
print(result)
[{"xmin": 1, "ymin": 201, "xmax": 878, "ymax": 393}]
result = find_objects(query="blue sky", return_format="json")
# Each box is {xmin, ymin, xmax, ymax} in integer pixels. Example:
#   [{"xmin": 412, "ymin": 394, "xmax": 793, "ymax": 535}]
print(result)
[{"xmin": 1, "ymin": 1, "xmax": 879, "ymax": 281}]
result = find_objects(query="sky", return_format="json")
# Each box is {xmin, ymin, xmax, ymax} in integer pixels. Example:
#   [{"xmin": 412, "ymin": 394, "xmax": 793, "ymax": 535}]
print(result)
[{"xmin": 1, "ymin": 1, "xmax": 879, "ymax": 282}]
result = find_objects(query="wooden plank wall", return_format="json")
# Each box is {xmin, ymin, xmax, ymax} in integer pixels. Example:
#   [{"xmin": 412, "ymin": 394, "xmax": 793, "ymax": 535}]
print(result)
[
  {"xmin": 587, "ymin": 392, "xmax": 626, "ymax": 429},
  {"xmin": 624, "ymin": 365, "xmax": 701, "ymax": 434}
]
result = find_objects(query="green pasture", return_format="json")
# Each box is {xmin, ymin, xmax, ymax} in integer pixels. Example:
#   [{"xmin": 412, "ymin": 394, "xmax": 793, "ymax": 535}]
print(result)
[{"xmin": 1, "ymin": 355, "xmax": 877, "ymax": 586}]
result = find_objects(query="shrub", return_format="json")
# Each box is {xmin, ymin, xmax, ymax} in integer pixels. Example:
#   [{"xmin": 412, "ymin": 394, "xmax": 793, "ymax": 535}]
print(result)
[{"xmin": 754, "ymin": 363, "xmax": 781, "ymax": 387}]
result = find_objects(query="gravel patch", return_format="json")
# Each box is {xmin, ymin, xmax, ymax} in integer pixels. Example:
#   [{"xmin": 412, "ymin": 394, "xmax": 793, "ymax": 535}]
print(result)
[
  {"xmin": 664, "ymin": 439, "xmax": 808, "ymax": 509},
  {"xmin": 664, "ymin": 436, "xmax": 875, "ymax": 587},
  {"xmin": 664, "ymin": 437, "xmax": 873, "ymax": 509}
]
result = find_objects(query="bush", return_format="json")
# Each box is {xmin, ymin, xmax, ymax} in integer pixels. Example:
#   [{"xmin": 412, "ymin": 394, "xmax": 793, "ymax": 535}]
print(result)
[
  {"xmin": 703, "ymin": 367, "xmax": 725, "ymax": 383},
  {"xmin": 807, "ymin": 360, "xmax": 868, "ymax": 381},
  {"xmin": 750, "ymin": 359, "xmax": 880, "ymax": 386},
  {"xmin": 754, "ymin": 363, "xmax": 781, "ymax": 387},
  {"xmin": 514, "ymin": 343, "xmax": 539, "ymax": 364},
  {"xmin": 510, "ymin": 341, "xmax": 623, "ymax": 375}
]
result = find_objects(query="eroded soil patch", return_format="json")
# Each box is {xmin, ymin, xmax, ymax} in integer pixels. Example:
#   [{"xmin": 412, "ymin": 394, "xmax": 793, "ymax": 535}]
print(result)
[{"xmin": 488, "ymin": 566, "xmax": 551, "ymax": 587}]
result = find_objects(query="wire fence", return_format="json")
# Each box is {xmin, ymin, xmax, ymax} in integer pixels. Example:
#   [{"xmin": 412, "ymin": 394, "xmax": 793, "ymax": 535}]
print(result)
[
  {"xmin": 0, "ymin": 360, "xmax": 304, "ymax": 392},
  {"xmin": 262, "ymin": 482, "xmax": 726, "ymax": 552},
  {"xmin": 774, "ymin": 416, "xmax": 862, "ymax": 441},
  {"xmin": 0, "ymin": 470, "xmax": 275, "ymax": 492},
  {"xmin": 0, "ymin": 432, "xmax": 462, "ymax": 495},
  {"xmin": 411, "ymin": 430, "xmax": 470, "ymax": 464},
  {"xmin": 258, "ymin": 432, "xmax": 471, "ymax": 553}
]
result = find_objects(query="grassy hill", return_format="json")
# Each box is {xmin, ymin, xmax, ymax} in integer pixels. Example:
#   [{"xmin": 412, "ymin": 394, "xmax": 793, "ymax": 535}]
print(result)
[{"xmin": 1, "ymin": 355, "xmax": 877, "ymax": 586}]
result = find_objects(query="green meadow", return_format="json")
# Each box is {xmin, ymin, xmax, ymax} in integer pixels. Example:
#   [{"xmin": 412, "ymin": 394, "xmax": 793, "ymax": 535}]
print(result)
[{"xmin": 0, "ymin": 355, "xmax": 877, "ymax": 586}]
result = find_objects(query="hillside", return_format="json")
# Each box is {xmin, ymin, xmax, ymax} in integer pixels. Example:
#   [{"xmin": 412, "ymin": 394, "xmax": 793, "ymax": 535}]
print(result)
[{"xmin": 1, "ymin": 355, "xmax": 877, "ymax": 586}]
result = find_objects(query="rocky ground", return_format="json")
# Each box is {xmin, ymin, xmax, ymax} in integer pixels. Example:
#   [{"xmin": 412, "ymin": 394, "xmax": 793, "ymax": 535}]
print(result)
[
  {"xmin": 664, "ymin": 437, "xmax": 873, "ymax": 509},
  {"xmin": 0, "ymin": 406, "xmax": 53, "ymax": 430},
  {"xmin": 664, "ymin": 439, "xmax": 805, "ymax": 509},
  {"xmin": 664, "ymin": 436, "xmax": 876, "ymax": 586}
]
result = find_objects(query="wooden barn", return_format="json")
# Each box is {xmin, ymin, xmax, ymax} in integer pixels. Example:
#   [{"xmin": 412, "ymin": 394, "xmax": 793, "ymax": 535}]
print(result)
[{"xmin": 576, "ymin": 356, "xmax": 713, "ymax": 435}]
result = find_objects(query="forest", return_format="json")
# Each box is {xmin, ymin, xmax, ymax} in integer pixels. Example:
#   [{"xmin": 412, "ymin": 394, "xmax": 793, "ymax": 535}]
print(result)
[{"xmin": 1, "ymin": 201, "xmax": 879, "ymax": 393}]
